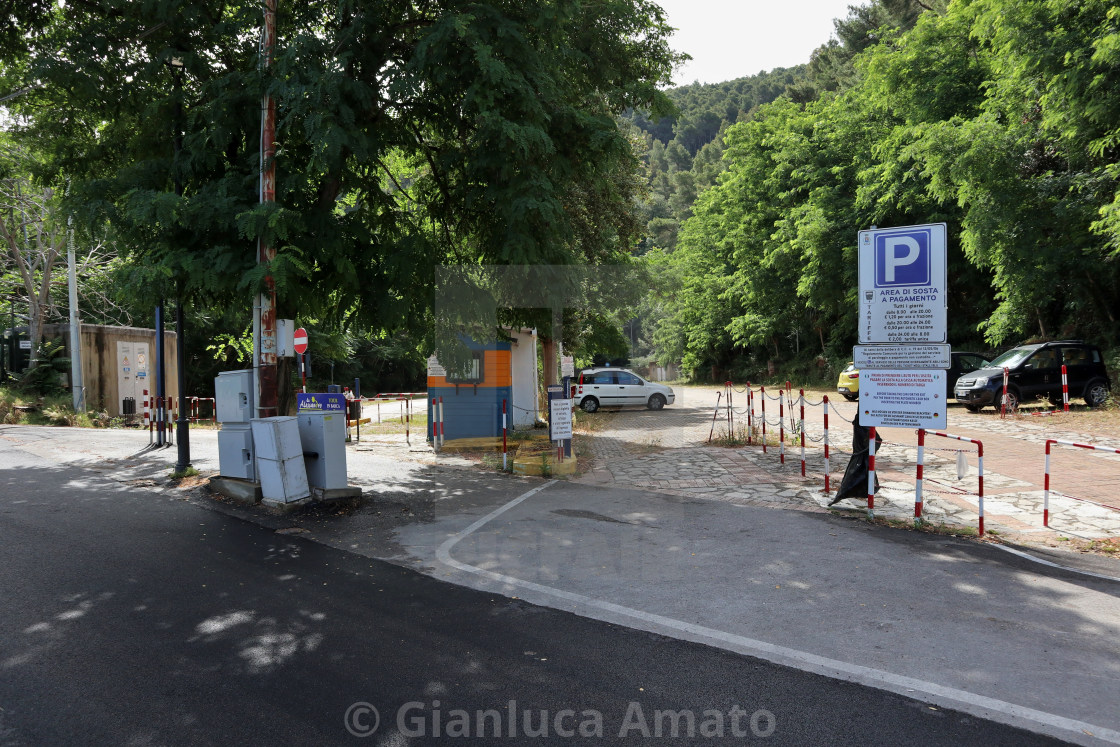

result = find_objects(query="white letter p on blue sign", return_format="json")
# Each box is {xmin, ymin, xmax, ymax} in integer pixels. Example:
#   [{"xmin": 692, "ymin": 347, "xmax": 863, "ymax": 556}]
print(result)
[{"xmin": 875, "ymin": 230, "xmax": 930, "ymax": 286}]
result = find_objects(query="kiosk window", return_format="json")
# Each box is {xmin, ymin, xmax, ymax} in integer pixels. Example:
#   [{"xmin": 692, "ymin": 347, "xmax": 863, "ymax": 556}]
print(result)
[{"xmin": 448, "ymin": 352, "xmax": 483, "ymax": 383}]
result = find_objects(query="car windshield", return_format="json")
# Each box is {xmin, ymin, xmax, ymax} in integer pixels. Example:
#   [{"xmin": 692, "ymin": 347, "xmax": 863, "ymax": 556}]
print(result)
[{"xmin": 989, "ymin": 347, "xmax": 1037, "ymax": 369}]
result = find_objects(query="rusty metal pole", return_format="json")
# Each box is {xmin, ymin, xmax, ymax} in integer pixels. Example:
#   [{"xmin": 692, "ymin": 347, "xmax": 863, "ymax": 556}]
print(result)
[{"xmin": 255, "ymin": 0, "xmax": 279, "ymax": 419}]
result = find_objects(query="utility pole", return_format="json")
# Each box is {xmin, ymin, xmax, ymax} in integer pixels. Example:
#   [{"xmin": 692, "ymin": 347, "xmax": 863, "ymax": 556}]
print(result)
[
  {"xmin": 155, "ymin": 302, "xmax": 166, "ymax": 446},
  {"xmin": 171, "ymin": 57, "xmax": 191, "ymax": 471},
  {"xmin": 253, "ymin": 0, "xmax": 279, "ymax": 420},
  {"xmin": 66, "ymin": 187, "xmax": 84, "ymax": 412}
]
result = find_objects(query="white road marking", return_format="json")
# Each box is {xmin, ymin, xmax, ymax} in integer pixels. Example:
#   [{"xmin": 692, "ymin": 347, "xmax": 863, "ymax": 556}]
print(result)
[
  {"xmin": 993, "ymin": 543, "xmax": 1120, "ymax": 583},
  {"xmin": 436, "ymin": 481, "xmax": 1120, "ymax": 746}
]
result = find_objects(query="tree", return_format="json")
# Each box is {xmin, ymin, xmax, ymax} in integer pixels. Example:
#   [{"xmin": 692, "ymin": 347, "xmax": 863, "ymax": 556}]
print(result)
[
  {"xmin": 3, "ymin": 0, "xmax": 683, "ymax": 350},
  {"xmin": 0, "ymin": 145, "xmax": 65, "ymax": 369}
]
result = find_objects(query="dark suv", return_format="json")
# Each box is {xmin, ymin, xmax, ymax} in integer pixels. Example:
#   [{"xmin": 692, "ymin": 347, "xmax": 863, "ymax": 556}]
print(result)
[{"xmin": 954, "ymin": 340, "xmax": 1112, "ymax": 412}]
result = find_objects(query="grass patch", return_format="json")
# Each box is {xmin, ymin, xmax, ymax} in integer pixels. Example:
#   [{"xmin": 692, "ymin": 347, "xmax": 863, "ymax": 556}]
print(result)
[
  {"xmin": 0, "ymin": 388, "xmax": 116, "ymax": 428},
  {"xmin": 572, "ymin": 408, "xmax": 619, "ymax": 434},
  {"xmin": 828, "ymin": 511, "xmax": 983, "ymax": 539},
  {"xmin": 170, "ymin": 466, "xmax": 200, "ymax": 480}
]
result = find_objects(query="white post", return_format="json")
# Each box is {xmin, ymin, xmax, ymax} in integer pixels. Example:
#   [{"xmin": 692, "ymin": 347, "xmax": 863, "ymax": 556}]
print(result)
[{"xmin": 66, "ymin": 209, "xmax": 84, "ymax": 411}]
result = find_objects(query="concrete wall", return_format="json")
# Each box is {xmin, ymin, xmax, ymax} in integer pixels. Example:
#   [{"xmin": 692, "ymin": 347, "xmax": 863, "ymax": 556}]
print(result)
[{"xmin": 41, "ymin": 324, "xmax": 178, "ymax": 417}]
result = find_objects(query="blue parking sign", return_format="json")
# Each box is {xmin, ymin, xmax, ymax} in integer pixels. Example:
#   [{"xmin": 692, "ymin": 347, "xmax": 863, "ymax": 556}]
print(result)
[
  {"xmin": 858, "ymin": 223, "xmax": 947, "ymax": 344},
  {"xmin": 875, "ymin": 228, "xmax": 931, "ymax": 287}
]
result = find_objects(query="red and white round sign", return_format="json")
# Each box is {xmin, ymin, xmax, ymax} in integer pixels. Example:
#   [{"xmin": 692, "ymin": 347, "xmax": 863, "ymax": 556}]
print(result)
[{"xmin": 293, "ymin": 327, "xmax": 308, "ymax": 355}]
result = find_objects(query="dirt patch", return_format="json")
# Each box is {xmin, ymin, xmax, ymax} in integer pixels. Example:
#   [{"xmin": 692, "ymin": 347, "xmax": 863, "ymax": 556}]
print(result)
[{"xmin": 172, "ymin": 474, "xmax": 210, "ymax": 490}]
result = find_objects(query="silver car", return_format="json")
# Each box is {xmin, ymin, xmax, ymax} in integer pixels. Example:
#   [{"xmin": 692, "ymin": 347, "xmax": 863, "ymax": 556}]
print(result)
[{"xmin": 572, "ymin": 368, "xmax": 675, "ymax": 413}]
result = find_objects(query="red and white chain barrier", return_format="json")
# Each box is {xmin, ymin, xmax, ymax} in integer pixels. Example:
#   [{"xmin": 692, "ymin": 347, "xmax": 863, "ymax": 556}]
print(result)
[
  {"xmin": 916, "ymin": 430, "xmax": 985, "ymax": 536},
  {"xmin": 1043, "ymin": 439, "xmax": 1120, "ymax": 528}
]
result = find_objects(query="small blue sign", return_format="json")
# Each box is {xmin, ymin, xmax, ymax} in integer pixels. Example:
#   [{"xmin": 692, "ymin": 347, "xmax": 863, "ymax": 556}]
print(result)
[
  {"xmin": 297, "ymin": 392, "xmax": 347, "ymax": 413},
  {"xmin": 875, "ymin": 228, "xmax": 931, "ymax": 287}
]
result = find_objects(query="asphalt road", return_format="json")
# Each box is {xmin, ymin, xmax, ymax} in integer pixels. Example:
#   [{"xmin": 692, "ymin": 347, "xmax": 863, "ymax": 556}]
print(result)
[{"xmin": 0, "ymin": 442, "xmax": 1062, "ymax": 745}]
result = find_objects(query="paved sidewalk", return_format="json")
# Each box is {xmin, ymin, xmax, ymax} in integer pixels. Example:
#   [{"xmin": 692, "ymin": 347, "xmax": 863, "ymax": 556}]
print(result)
[{"xmin": 574, "ymin": 388, "xmax": 1120, "ymax": 544}]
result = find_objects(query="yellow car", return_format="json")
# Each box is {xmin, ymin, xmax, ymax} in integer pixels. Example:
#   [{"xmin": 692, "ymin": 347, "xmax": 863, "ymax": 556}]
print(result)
[{"xmin": 837, "ymin": 362, "xmax": 859, "ymax": 401}]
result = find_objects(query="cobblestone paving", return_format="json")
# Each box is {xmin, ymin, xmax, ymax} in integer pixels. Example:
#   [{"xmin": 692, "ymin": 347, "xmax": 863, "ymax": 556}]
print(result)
[{"xmin": 573, "ymin": 387, "xmax": 1120, "ymax": 542}]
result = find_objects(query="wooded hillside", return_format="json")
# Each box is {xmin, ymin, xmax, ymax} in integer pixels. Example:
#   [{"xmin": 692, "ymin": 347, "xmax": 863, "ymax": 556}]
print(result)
[{"xmin": 634, "ymin": 0, "xmax": 1120, "ymax": 380}]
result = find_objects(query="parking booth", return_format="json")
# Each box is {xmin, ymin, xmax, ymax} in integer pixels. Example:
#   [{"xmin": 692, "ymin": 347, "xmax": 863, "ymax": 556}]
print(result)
[{"xmin": 427, "ymin": 329, "xmax": 539, "ymax": 441}]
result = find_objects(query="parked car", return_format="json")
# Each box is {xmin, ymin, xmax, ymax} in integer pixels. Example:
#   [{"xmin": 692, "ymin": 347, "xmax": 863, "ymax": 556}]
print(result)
[
  {"xmin": 837, "ymin": 351, "xmax": 991, "ymax": 403},
  {"xmin": 837, "ymin": 362, "xmax": 860, "ymax": 401},
  {"xmin": 954, "ymin": 340, "xmax": 1112, "ymax": 412},
  {"xmin": 572, "ymin": 367, "xmax": 675, "ymax": 413}
]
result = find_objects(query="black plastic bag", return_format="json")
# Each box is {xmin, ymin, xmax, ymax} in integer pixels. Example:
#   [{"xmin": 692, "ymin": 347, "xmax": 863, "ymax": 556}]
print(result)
[{"xmin": 831, "ymin": 411, "xmax": 883, "ymax": 504}]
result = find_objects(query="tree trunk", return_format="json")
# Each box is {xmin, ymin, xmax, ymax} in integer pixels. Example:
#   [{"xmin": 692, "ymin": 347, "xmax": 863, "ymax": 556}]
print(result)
[{"xmin": 541, "ymin": 336, "xmax": 557, "ymax": 387}]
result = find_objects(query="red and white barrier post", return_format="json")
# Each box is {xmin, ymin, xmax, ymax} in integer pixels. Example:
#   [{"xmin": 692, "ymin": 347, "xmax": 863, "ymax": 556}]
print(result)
[
  {"xmin": 822, "ymin": 396, "xmax": 831, "ymax": 493},
  {"xmin": 1061, "ymin": 364, "xmax": 1069, "ymax": 412},
  {"xmin": 799, "ymin": 389, "xmax": 806, "ymax": 478},
  {"xmin": 915, "ymin": 429, "xmax": 925, "ymax": 522},
  {"xmin": 746, "ymin": 382, "xmax": 753, "ymax": 445},
  {"xmin": 918, "ymin": 431, "xmax": 985, "ymax": 535},
  {"xmin": 867, "ymin": 426, "xmax": 876, "ymax": 516},
  {"xmin": 438, "ymin": 396, "xmax": 445, "ymax": 448},
  {"xmin": 1044, "ymin": 440, "xmax": 1052, "ymax": 526},
  {"xmin": 502, "ymin": 399, "xmax": 508, "ymax": 470},
  {"xmin": 726, "ymin": 382, "xmax": 734, "ymax": 439},
  {"xmin": 778, "ymin": 393, "xmax": 785, "ymax": 465},
  {"xmin": 760, "ymin": 386, "xmax": 767, "ymax": 454},
  {"xmin": 1000, "ymin": 367, "xmax": 1010, "ymax": 418},
  {"xmin": 431, "ymin": 397, "xmax": 439, "ymax": 447},
  {"xmin": 144, "ymin": 390, "xmax": 151, "ymax": 443},
  {"xmin": 1044, "ymin": 439, "xmax": 1120, "ymax": 528}
]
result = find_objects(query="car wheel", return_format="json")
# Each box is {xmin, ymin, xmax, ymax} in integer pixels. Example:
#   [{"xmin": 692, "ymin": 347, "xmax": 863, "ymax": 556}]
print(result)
[
  {"xmin": 647, "ymin": 394, "xmax": 666, "ymax": 411},
  {"xmin": 1004, "ymin": 388, "xmax": 1020, "ymax": 411},
  {"xmin": 580, "ymin": 397, "xmax": 600, "ymax": 413},
  {"xmin": 965, "ymin": 404, "xmax": 983, "ymax": 413},
  {"xmin": 1084, "ymin": 379, "xmax": 1111, "ymax": 408}
]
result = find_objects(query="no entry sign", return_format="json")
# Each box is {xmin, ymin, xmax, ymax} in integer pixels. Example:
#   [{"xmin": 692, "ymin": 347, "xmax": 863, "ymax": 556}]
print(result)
[{"xmin": 293, "ymin": 327, "xmax": 308, "ymax": 355}]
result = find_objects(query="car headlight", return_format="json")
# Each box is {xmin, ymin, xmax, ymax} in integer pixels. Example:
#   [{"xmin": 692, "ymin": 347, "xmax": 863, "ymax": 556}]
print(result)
[{"xmin": 972, "ymin": 376, "xmax": 989, "ymax": 386}]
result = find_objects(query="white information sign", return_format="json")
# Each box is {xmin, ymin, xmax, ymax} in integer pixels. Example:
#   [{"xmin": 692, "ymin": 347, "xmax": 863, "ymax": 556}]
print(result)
[
  {"xmin": 19, "ymin": 340, "xmax": 32, "ymax": 350},
  {"xmin": 426, "ymin": 355, "xmax": 446, "ymax": 377},
  {"xmin": 860, "ymin": 369, "xmax": 948, "ymax": 430},
  {"xmin": 549, "ymin": 398, "xmax": 573, "ymax": 440},
  {"xmin": 853, "ymin": 344, "xmax": 950, "ymax": 370},
  {"xmin": 858, "ymin": 223, "xmax": 947, "ymax": 344},
  {"xmin": 561, "ymin": 355, "xmax": 575, "ymax": 378}
]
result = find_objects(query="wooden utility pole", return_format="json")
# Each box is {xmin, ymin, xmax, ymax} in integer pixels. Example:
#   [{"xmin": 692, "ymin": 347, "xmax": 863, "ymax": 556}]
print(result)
[{"xmin": 254, "ymin": 0, "xmax": 279, "ymax": 418}]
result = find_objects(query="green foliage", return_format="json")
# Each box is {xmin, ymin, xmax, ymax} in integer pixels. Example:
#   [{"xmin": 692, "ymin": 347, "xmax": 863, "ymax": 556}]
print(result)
[
  {"xmin": 639, "ymin": 0, "xmax": 1120, "ymax": 378},
  {"xmin": 15, "ymin": 339, "xmax": 69, "ymax": 395}
]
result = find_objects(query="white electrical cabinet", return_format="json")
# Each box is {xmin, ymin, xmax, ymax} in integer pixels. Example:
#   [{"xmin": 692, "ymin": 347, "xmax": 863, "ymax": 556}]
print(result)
[
  {"xmin": 251, "ymin": 417, "xmax": 310, "ymax": 503},
  {"xmin": 217, "ymin": 427, "xmax": 255, "ymax": 481},
  {"xmin": 216, "ymin": 369, "xmax": 253, "ymax": 424},
  {"xmin": 298, "ymin": 412, "xmax": 348, "ymax": 490}
]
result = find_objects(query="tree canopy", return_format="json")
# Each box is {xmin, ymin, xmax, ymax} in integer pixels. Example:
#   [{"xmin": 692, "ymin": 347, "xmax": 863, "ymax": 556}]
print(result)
[{"xmin": 1, "ymin": 0, "xmax": 683, "ymax": 350}]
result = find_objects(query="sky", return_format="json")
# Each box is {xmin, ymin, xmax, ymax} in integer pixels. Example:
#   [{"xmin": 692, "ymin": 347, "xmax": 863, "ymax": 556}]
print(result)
[{"xmin": 656, "ymin": 0, "xmax": 860, "ymax": 86}]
